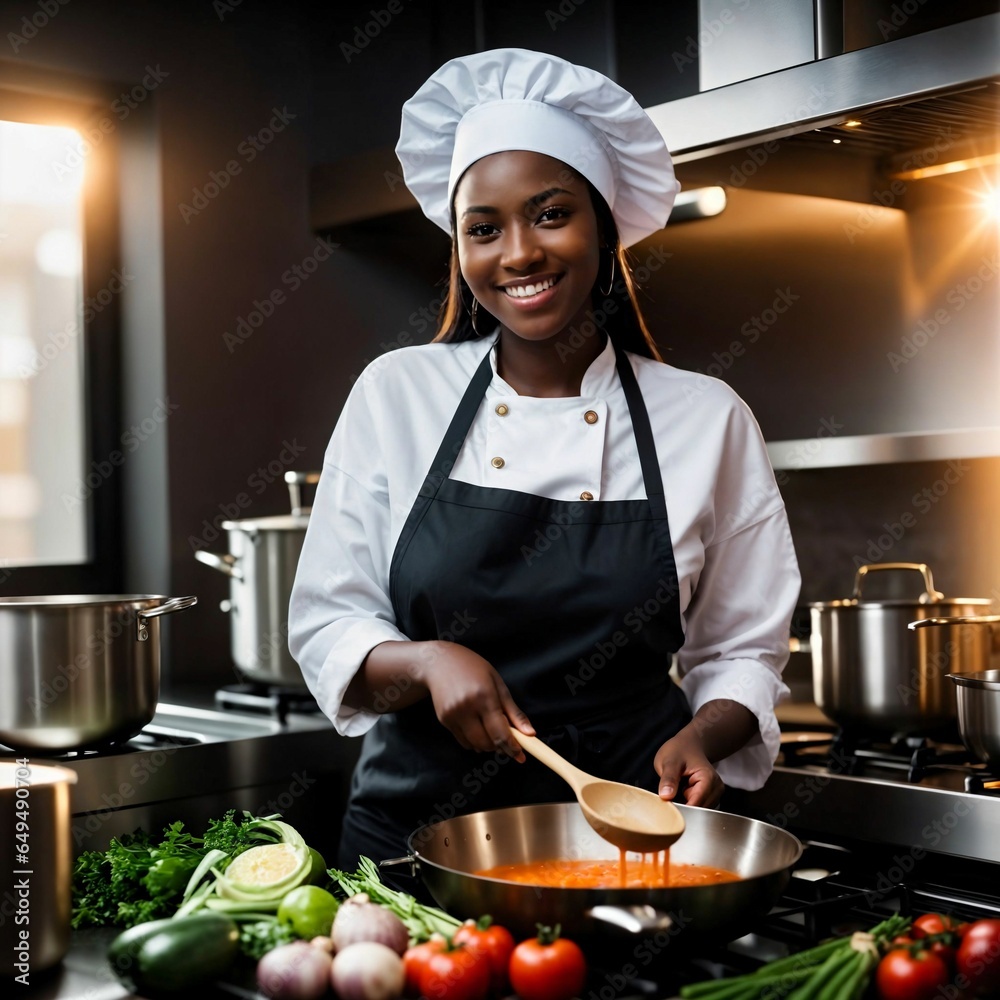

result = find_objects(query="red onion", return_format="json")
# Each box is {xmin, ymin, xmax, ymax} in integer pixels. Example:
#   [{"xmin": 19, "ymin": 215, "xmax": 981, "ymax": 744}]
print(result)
[
  {"xmin": 257, "ymin": 940, "xmax": 332, "ymax": 1000},
  {"xmin": 331, "ymin": 942, "xmax": 405, "ymax": 1000},
  {"xmin": 331, "ymin": 897, "xmax": 409, "ymax": 956}
]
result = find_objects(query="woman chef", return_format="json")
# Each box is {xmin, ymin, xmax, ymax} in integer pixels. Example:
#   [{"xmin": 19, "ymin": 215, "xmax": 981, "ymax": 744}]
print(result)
[{"xmin": 289, "ymin": 48, "xmax": 801, "ymax": 870}]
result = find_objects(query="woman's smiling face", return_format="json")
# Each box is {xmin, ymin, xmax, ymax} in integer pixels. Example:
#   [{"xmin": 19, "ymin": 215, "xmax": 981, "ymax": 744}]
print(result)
[{"xmin": 453, "ymin": 150, "xmax": 602, "ymax": 343}]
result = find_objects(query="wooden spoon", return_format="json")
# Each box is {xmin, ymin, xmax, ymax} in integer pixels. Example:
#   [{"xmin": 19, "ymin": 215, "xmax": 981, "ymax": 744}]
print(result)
[{"xmin": 511, "ymin": 730, "xmax": 685, "ymax": 853}]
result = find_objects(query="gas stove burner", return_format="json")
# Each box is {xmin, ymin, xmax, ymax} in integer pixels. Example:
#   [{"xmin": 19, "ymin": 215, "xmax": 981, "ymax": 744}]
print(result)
[
  {"xmin": 214, "ymin": 682, "xmax": 320, "ymax": 722},
  {"xmin": 964, "ymin": 769, "xmax": 1000, "ymax": 794},
  {"xmin": 778, "ymin": 727, "xmax": 999, "ymax": 789}
]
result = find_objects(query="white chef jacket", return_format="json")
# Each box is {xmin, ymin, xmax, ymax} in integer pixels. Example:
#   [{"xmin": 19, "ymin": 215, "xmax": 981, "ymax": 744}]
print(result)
[{"xmin": 289, "ymin": 333, "xmax": 801, "ymax": 790}]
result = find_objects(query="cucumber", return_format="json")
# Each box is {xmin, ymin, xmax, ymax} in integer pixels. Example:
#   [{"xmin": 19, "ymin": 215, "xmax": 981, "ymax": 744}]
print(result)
[{"xmin": 108, "ymin": 911, "xmax": 239, "ymax": 994}]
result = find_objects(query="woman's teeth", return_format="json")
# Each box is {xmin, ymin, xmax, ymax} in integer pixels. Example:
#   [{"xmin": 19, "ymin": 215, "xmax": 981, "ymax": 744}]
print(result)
[{"xmin": 502, "ymin": 277, "xmax": 557, "ymax": 298}]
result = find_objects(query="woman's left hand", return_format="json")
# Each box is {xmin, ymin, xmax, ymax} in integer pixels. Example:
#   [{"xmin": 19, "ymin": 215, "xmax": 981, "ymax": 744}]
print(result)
[
  {"xmin": 653, "ymin": 699, "xmax": 760, "ymax": 808},
  {"xmin": 653, "ymin": 728, "xmax": 724, "ymax": 808}
]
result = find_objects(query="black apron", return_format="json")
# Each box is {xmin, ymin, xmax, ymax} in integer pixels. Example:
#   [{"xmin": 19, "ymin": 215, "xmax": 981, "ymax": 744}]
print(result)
[{"xmin": 337, "ymin": 339, "xmax": 691, "ymax": 869}]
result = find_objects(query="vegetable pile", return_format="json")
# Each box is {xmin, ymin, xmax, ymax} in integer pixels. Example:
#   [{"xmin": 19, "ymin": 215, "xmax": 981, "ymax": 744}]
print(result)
[
  {"xmin": 681, "ymin": 911, "xmax": 1000, "ymax": 1000},
  {"xmin": 73, "ymin": 808, "xmax": 279, "ymax": 929},
  {"xmin": 89, "ymin": 809, "xmax": 999, "ymax": 1000},
  {"xmin": 90, "ymin": 814, "xmax": 579, "ymax": 1000}
]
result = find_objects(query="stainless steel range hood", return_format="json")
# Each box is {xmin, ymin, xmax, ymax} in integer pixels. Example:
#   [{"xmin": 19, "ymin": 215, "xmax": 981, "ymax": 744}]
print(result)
[{"xmin": 647, "ymin": 12, "xmax": 1000, "ymax": 165}]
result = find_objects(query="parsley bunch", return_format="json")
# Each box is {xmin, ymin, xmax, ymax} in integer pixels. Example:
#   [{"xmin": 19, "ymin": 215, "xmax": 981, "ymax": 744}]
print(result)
[{"xmin": 72, "ymin": 810, "xmax": 279, "ymax": 929}]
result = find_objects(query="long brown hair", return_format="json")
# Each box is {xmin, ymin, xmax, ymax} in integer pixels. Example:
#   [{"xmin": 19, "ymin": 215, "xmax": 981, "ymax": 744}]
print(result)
[{"xmin": 432, "ymin": 179, "xmax": 664, "ymax": 362}]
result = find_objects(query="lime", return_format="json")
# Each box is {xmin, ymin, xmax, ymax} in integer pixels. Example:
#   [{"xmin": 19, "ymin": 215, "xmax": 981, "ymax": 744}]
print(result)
[
  {"xmin": 306, "ymin": 847, "xmax": 328, "ymax": 886},
  {"xmin": 277, "ymin": 885, "xmax": 339, "ymax": 939},
  {"xmin": 224, "ymin": 843, "xmax": 304, "ymax": 889}
]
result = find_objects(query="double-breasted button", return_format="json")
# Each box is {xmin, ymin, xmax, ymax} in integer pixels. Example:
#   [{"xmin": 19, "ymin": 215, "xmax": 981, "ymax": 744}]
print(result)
[
  {"xmin": 584, "ymin": 410, "xmax": 599, "ymax": 424},
  {"xmin": 580, "ymin": 491, "xmax": 594, "ymax": 501},
  {"xmin": 495, "ymin": 403, "xmax": 509, "ymax": 416},
  {"xmin": 491, "ymin": 457, "xmax": 505, "ymax": 469}
]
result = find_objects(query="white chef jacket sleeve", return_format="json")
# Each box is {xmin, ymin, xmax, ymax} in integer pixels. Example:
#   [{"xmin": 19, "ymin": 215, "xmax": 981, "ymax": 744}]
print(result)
[
  {"xmin": 288, "ymin": 374, "xmax": 408, "ymax": 737},
  {"xmin": 675, "ymin": 403, "xmax": 801, "ymax": 790}
]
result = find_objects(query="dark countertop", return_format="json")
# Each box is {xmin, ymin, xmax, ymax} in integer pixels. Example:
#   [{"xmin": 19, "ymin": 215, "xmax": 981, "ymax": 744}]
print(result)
[{"xmin": 23, "ymin": 928, "xmax": 261, "ymax": 1000}]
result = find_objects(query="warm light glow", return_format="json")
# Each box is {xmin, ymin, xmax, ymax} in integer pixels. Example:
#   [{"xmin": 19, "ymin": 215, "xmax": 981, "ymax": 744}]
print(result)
[
  {"xmin": 832, "ymin": 139, "xmax": 842, "ymax": 144},
  {"xmin": 35, "ymin": 229, "xmax": 82, "ymax": 277},
  {"xmin": 670, "ymin": 186, "xmax": 727, "ymax": 222},
  {"xmin": 982, "ymin": 186, "xmax": 1000, "ymax": 223},
  {"xmin": 843, "ymin": 120, "xmax": 863, "ymax": 128},
  {"xmin": 0, "ymin": 120, "xmax": 85, "ymax": 204},
  {"xmin": 889, "ymin": 152, "xmax": 1000, "ymax": 182}
]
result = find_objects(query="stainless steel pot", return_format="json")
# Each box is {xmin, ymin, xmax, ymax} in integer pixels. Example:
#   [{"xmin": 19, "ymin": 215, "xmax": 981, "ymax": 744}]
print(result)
[
  {"xmin": 810, "ymin": 563, "xmax": 992, "ymax": 734},
  {"xmin": 195, "ymin": 472, "xmax": 318, "ymax": 688},
  {"xmin": 910, "ymin": 616, "xmax": 1000, "ymax": 764},
  {"xmin": 0, "ymin": 594, "xmax": 197, "ymax": 752},
  {"xmin": 384, "ymin": 802, "xmax": 802, "ymax": 944},
  {"xmin": 0, "ymin": 761, "xmax": 77, "ymax": 977}
]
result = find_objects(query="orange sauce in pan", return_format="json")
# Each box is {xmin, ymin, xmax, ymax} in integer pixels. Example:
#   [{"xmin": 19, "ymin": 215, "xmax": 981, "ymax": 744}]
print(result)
[{"xmin": 476, "ymin": 850, "xmax": 739, "ymax": 889}]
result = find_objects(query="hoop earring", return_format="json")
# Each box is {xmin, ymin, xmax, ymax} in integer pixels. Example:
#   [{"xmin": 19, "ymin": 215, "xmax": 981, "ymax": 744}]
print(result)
[
  {"xmin": 470, "ymin": 297, "xmax": 482, "ymax": 336},
  {"xmin": 599, "ymin": 249, "xmax": 616, "ymax": 297}
]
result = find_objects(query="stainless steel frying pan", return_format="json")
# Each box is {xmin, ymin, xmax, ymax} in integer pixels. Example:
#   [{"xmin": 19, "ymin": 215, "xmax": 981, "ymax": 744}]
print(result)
[{"xmin": 383, "ymin": 802, "xmax": 803, "ymax": 943}]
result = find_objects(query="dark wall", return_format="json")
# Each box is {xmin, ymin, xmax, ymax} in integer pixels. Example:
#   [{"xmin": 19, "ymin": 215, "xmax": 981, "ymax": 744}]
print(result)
[
  {"xmin": 3, "ymin": 0, "xmax": 996, "ymax": 691},
  {"xmin": 0, "ymin": 0, "xmax": 641, "ymax": 688}
]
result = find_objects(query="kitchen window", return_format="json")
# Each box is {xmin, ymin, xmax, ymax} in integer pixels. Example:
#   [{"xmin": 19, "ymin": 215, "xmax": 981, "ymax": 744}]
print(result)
[{"xmin": 0, "ymin": 90, "xmax": 123, "ymax": 594}]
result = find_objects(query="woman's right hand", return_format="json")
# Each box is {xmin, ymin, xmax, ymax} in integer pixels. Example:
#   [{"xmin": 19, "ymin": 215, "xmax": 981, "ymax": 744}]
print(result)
[{"xmin": 419, "ymin": 641, "xmax": 535, "ymax": 760}]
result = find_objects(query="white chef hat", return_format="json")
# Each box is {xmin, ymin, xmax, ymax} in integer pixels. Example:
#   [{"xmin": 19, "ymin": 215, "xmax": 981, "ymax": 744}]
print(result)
[{"xmin": 396, "ymin": 48, "xmax": 679, "ymax": 248}]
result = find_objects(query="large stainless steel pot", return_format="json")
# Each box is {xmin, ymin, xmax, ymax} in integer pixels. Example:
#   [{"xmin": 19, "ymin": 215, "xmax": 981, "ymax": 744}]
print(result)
[
  {"xmin": 0, "ymin": 594, "xmax": 197, "ymax": 752},
  {"xmin": 0, "ymin": 761, "xmax": 77, "ymax": 977},
  {"xmin": 195, "ymin": 472, "xmax": 318, "ymax": 688},
  {"xmin": 385, "ymin": 802, "xmax": 802, "ymax": 944},
  {"xmin": 810, "ymin": 563, "xmax": 992, "ymax": 734},
  {"xmin": 910, "ymin": 616, "xmax": 1000, "ymax": 765}
]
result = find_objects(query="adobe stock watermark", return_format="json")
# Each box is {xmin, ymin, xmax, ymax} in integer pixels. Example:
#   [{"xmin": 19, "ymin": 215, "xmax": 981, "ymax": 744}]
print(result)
[
  {"xmin": 349, "ymin": 288, "xmax": 447, "ymax": 384},
  {"xmin": 851, "ymin": 459, "xmax": 971, "ymax": 568},
  {"xmin": 680, "ymin": 286, "xmax": 800, "ymax": 403},
  {"xmin": 845, "ymin": 128, "xmax": 959, "ymax": 244},
  {"xmin": 61, "ymin": 397, "xmax": 179, "ymax": 511},
  {"xmin": 671, "ymin": 0, "xmax": 750, "ymax": 73},
  {"xmin": 877, "ymin": 0, "xmax": 932, "ymax": 40},
  {"xmin": 187, "ymin": 437, "xmax": 307, "ymax": 551},
  {"xmin": 254, "ymin": 771, "xmax": 317, "ymax": 819},
  {"xmin": 887, "ymin": 255, "xmax": 999, "ymax": 372},
  {"xmin": 178, "ymin": 106, "xmax": 297, "ymax": 223},
  {"xmin": 223, "ymin": 236, "xmax": 338, "ymax": 353},
  {"xmin": 71, "ymin": 740, "xmax": 185, "ymax": 847},
  {"xmin": 521, "ymin": 502, "xmax": 588, "ymax": 567},
  {"xmin": 213, "ymin": 0, "xmax": 245, "ymax": 19},
  {"xmin": 565, "ymin": 577, "xmax": 679, "ymax": 695},
  {"xmin": 544, "ymin": 0, "xmax": 589, "ymax": 30},
  {"xmin": 554, "ymin": 246, "xmax": 673, "ymax": 362},
  {"xmin": 18, "ymin": 269, "xmax": 134, "ymax": 379},
  {"xmin": 7, "ymin": 0, "xmax": 69, "ymax": 53},
  {"xmin": 339, "ymin": 1, "xmax": 412, "ymax": 63},
  {"xmin": 51, "ymin": 66, "xmax": 169, "ymax": 180}
]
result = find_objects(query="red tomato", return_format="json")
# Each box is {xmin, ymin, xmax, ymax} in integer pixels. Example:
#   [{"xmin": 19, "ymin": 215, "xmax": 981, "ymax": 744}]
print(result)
[
  {"xmin": 509, "ymin": 926, "xmax": 587, "ymax": 1000},
  {"xmin": 926, "ymin": 938, "xmax": 957, "ymax": 972},
  {"xmin": 956, "ymin": 919, "xmax": 1000, "ymax": 996},
  {"xmin": 912, "ymin": 913, "xmax": 962, "ymax": 938},
  {"xmin": 876, "ymin": 948, "xmax": 950, "ymax": 1000},
  {"xmin": 403, "ymin": 938, "xmax": 446, "ymax": 998},
  {"xmin": 420, "ymin": 942, "xmax": 491, "ymax": 1000},
  {"xmin": 453, "ymin": 917, "xmax": 516, "ymax": 996}
]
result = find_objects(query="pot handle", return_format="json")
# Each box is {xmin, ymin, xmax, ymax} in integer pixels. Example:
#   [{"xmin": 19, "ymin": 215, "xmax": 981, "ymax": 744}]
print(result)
[
  {"xmin": 285, "ymin": 471, "xmax": 321, "ymax": 517},
  {"xmin": 378, "ymin": 855, "xmax": 418, "ymax": 878},
  {"xmin": 910, "ymin": 616, "xmax": 1000, "ymax": 628},
  {"xmin": 910, "ymin": 616, "xmax": 1000, "ymax": 652},
  {"xmin": 584, "ymin": 904, "xmax": 675, "ymax": 935},
  {"xmin": 854, "ymin": 562, "xmax": 944, "ymax": 603},
  {"xmin": 194, "ymin": 549, "xmax": 243, "ymax": 580},
  {"xmin": 136, "ymin": 596, "xmax": 198, "ymax": 641}
]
